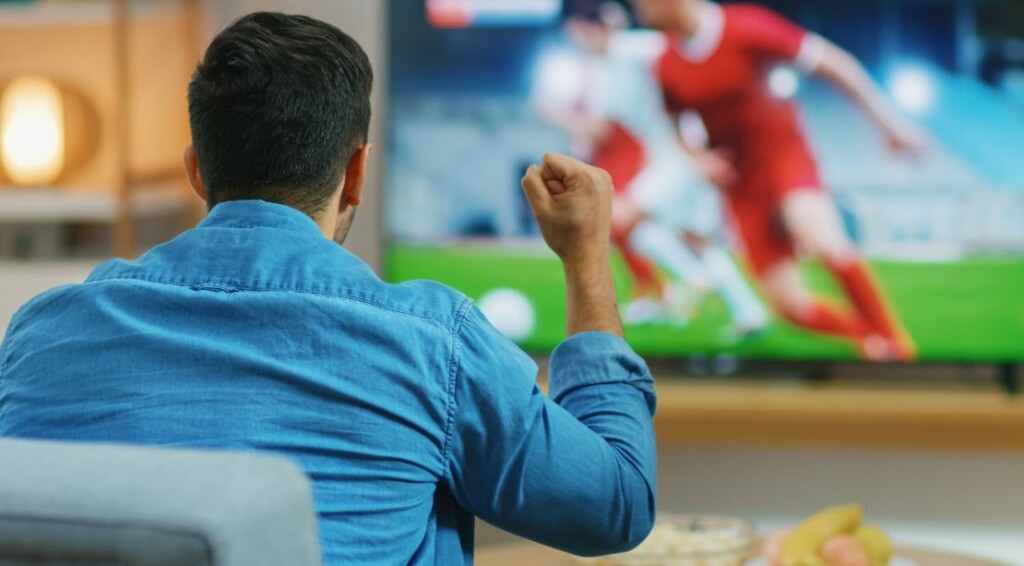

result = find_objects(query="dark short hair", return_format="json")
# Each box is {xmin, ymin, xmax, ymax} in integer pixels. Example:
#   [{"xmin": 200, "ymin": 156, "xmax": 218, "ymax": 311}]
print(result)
[
  {"xmin": 565, "ymin": 0, "xmax": 631, "ymax": 25},
  {"xmin": 566, "ymin": 0, "xmax": 604, "ymax": 22},
  {"xmin": 188, "ymin": 12, "xmax": 373, "ymax": 215}
]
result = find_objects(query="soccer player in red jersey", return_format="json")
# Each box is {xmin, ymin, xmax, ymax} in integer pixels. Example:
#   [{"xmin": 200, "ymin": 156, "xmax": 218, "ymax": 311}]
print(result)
[
  {"xmin": 534, "ymin": 2, "xmax": 770, "ymax": 333},
  {"xmin": 632, "ymin": 0, "xmax": 927, "ymax": 360}
]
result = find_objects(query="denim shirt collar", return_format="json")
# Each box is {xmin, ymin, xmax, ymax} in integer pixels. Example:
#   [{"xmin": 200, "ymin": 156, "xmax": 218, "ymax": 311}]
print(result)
[
  {"xmin": 199, "ymin": 200, "xmax": 325, "ymax": 236},
  {"xmin": 86, "ymin": 198, "xmax": 377, "ymax": 288}
]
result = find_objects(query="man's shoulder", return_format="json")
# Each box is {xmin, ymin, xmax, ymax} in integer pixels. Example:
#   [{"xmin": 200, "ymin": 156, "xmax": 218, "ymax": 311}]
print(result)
[
  {"xmin": 76, "ymin": 227, "xmax": 472, "ymax": 329},
  {"xmin": 0, "ymin": 281, "xmax": 91, "ymax": 356},
  {"xmin": 369, "ymin": 278, "xmax": 474, "ymax": 331},
  {"xmin": 87, "ymin": 246, "xmax": 474, "ymax": 332},
  {"xmin": 724, "ymin": 3, "xmax": 793, "ymax": 34}
]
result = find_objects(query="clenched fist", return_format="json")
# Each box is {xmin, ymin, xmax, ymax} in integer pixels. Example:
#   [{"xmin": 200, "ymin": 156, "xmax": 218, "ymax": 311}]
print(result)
[{"xmin": 520, "ymin": 153, "xmax": 614, "ymax": 264}]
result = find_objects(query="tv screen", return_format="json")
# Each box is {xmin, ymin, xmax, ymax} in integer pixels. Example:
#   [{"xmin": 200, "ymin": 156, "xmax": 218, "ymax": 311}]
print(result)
[{"xmin": 384, "ymin": 0, "xmax": 1024, "ymax": 363}]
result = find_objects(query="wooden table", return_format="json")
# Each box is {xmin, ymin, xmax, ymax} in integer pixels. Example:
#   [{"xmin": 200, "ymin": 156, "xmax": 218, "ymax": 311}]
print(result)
[{"xmin": 475, "ymin": 541, "xmax": 1006, "ymax": 566}]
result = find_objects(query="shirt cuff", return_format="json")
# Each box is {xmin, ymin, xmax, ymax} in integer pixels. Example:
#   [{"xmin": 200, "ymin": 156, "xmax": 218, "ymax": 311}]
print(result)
[{"xmin": 548, "ymin": 331, "xmax": 656, "ymax": 415}]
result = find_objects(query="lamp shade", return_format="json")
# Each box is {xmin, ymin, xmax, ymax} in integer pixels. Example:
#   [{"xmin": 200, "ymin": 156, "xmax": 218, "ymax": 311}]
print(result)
[{"xmin": 1, "ymin": 76, "xmax": 65, "ymax": 186}]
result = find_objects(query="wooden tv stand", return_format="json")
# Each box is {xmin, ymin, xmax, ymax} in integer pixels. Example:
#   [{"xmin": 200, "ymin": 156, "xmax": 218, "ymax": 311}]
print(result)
[{"xmin": 651, "ymin": 376, "xmax": 1024, "ymax": 453}]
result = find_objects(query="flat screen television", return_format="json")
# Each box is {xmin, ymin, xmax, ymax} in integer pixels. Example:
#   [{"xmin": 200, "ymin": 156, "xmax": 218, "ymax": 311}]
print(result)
[{"xmin": 384, "ymin": 0, "xmax": 1024, "ymax": 364}]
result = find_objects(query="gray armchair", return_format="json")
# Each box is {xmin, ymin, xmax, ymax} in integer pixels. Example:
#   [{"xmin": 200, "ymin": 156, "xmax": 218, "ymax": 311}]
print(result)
[{"xmin": 0, "ymin": 438, "xmax": 321, "ymax": 566}]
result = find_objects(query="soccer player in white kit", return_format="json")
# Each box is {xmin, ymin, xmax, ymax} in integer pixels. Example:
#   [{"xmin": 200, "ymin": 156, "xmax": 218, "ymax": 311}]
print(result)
[{"xmin": 534, "ymin": 0, "xmax": 768, "ymax": 336}]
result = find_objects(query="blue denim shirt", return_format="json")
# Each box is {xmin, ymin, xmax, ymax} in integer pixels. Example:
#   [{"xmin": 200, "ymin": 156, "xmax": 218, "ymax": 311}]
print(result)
[{"xmin": 0, "ymin": 200, "xmax": 657, "ymax": 564}]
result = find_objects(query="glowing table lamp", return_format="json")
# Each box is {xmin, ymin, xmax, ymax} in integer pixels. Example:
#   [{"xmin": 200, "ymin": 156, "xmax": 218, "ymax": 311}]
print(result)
[{"xmin": 1, "ymin": 76, "xmax": 66, "ymax": 186}]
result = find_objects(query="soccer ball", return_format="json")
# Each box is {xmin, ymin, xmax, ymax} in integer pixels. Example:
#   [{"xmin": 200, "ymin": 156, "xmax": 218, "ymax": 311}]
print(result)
[{"xmin": 478, "ymin": 288, "xmax": 536, "ymax": 342}]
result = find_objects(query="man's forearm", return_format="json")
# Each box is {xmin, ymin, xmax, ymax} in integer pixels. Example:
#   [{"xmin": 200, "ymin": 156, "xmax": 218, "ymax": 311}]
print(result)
[
  {"xmin": 817, "ymin": 44, "xmax": 900, "ymax": 134},
  {"xmin": 519, "ymin": 152, "xmax": 623, "ymax": 338},
  {"xmin": 563, "ymin": 249, "xmax": 623, "ymax": 338},
  {"xmin": 490, "ymin": 153, "xmax": 652, "ymax": 554}
]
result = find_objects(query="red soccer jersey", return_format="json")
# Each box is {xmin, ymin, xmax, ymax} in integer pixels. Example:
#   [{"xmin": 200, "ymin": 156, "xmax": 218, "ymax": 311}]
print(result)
[
  {"xmin": 655, "ymin": 3, "xmax": 821, "ymax": 186},
  {"xmin": 655, "ymin": 3, "xmax": 829, "ymax": 274}
]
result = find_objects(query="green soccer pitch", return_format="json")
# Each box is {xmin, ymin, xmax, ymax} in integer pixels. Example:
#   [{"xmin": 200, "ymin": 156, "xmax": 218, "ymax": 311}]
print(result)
[{"xmin": 387, "ymin": 243, "xmax": 1024, "ymax": 362}]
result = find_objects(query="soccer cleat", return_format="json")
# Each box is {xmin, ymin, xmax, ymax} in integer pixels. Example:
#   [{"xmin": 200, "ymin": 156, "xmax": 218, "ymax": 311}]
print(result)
[
  {"xmin": 890, "ymin": 329, "xmax": 918, "ymax": 362},
  {"xmin": 858, "ymin": 332, "xmax": 917, "ymax": 362},
  {"xmin": 858, "ymin": 334, "xmax": 892, "ymax": 361}
]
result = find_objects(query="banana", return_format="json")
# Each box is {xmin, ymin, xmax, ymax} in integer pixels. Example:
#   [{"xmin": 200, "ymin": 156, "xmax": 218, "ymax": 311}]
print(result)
[
  {"xmin": 853, "ymin": 524, "xmax": 893, "ymax": 566},
  {"xmin": 780, "ymin": 504, "xmax": 865, "ymax": 566}
]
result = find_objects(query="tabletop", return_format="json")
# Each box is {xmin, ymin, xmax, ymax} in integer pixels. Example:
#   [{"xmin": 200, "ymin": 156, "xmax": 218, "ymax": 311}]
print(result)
[{"xmin": 474, "ymin": 541, "xmax": 1006, "ymax": 566}]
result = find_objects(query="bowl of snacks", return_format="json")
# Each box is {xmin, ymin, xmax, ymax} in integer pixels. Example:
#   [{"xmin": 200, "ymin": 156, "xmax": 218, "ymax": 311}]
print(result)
[{"xmin": 576, "ymin": 514, "xmax": 756, "ymax": 566}]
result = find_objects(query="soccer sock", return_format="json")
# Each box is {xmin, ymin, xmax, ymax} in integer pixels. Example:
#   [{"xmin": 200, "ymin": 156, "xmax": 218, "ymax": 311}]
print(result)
[
  {"xmin": 784, "ymin": 300, "xmax": 867, "ymax": 340},
  {"xmin": 826, "ymin": 258, "xmax": 899, "ymax": 340},
  {"xmin": 701, "ymin": 247, "xmax": 769, "ymax": 330},
  {"xmin": 628, "ymin": 221, "xmax": 711, "ymax": 289}
]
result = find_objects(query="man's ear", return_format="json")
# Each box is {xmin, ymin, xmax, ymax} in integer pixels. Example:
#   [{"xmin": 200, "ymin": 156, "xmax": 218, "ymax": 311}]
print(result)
[
  {"xmin": 183, "ymin": 143, "xmax": 208, "ymax": 203},
  {"xmin": 340, "ymin": 143, "xmax": 372, "ymax": 208}
]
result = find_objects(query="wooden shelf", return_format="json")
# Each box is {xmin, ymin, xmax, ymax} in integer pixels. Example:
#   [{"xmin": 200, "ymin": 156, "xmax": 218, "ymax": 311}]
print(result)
[
  {"xmin": 0, "ymin": 2, "xmax": 114, "ymax": 27},
  {"xmin": 652, "ymin": 378, "xmax": 1024, "ymax": 453},
  {"xmin": 0, "ymin": 185, "xmax": 191, "ymax": 223},
  {"xmin": 0, "ymin": 2, "xmax": 180, "ymax": 27}
]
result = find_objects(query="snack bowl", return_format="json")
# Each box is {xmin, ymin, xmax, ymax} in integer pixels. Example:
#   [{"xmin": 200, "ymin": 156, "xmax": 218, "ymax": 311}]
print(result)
[{"xmin": 575, "ymin": 514, "xmax": 756, "ymax": 566}]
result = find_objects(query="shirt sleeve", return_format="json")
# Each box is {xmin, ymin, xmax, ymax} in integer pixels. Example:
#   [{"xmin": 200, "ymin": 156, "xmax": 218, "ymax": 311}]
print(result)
[
  {"xmin": 738, "ymin": 5, "xmax": 824, "ymax": 71},
  {"xmin": 444, "ymin": 302, "xmax": 657, "ymax": 557},
  {"xmin": 611, "ymin": 30, "xmax": 668, "ymax": 66}
]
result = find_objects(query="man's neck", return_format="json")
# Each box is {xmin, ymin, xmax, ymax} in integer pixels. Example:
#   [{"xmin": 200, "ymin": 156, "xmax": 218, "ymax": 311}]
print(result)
[
  {"xmin": 675, "ymin": 0, "xmax": 705, "ymax": 38},
  {"xmin": 314, "ymin": 192, "xmax": 345, "ymax": 241}
]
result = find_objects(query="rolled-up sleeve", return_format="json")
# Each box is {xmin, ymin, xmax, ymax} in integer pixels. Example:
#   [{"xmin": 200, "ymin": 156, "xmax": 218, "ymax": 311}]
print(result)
[{"xmin": 444, "ymin": 303, "xmax": 656, "ymax": 557}]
